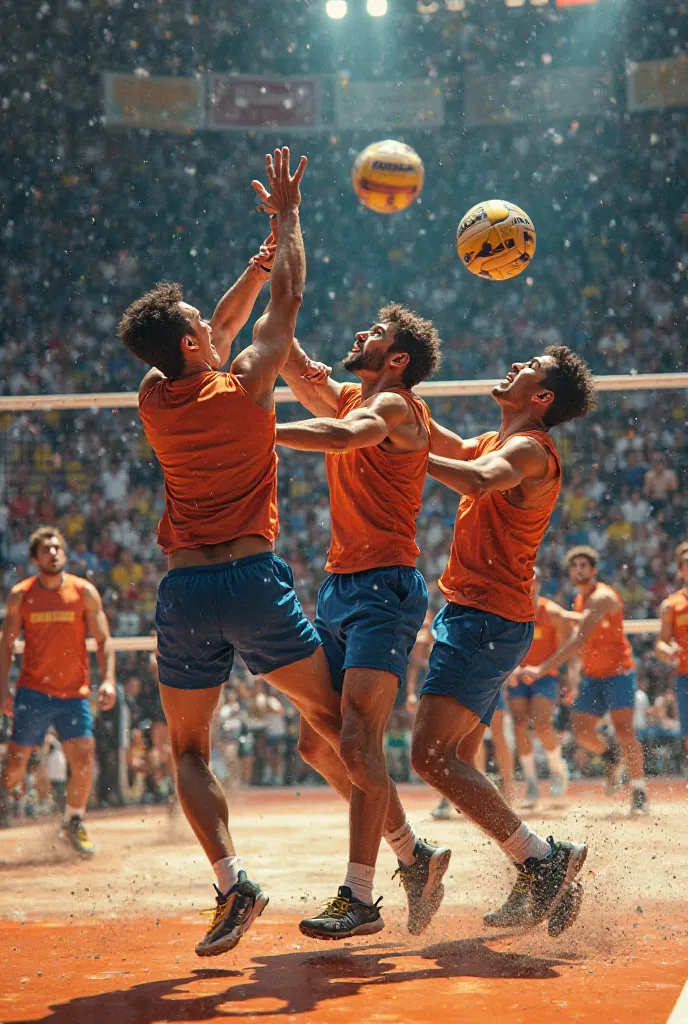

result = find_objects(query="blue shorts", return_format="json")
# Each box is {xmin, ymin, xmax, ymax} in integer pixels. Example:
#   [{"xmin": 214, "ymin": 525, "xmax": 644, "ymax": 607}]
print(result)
[
  {"xmin": 316, "ymin": 566, "xmax": 428, "ymax": 693},
  {"xmin": 574, "ymin": 672, "xmax": 636, "ymax": 717},
  {"xmin": 675, "ymin": 674, "xmax": 688, "ymax": 739},
  {"xmin": 156, "ymin": 553, "xmax": 320, "ymax": 690},
  {"xmin": 420, "ymin": 603, "xmax": 535, "ymax": 726},
  {"xmin": 11, "ymin": 687, "xmax": 94, "ymax": 748},
  {"xmin": 495, "ymin": 686, "xmax": 506, "ymax": 714},
  {"xmin": 508, "ymin": 675, "xmax": 559, "ymax": 702}
]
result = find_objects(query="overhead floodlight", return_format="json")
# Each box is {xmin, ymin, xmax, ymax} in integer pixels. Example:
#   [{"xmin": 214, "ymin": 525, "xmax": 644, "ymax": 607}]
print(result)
[
  {"xmin": 529, "ymin": 0, "xmax": 549, "ymax": 5},
  {"xmin": 367, "ymin": 0, "xmax": 388, "ymax": 15},
  {"xmin": 325, "ymin": 0, "xmax": 347, "ymax": 18},
  {"xmin": 505, "ymin": 0, "xmax": 526, "ymax": 6},
  {"xmin": 445, "ymin": 0, "xmax": 465, "ymax": 9}
]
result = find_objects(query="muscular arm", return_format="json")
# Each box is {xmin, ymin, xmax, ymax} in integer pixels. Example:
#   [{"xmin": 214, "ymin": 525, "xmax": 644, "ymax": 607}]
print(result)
[
  {"xmin": 550, "ymin": 604, "xmax": 579, "ymax": 649},
  {"xmin": 231, "ymin": 148, "xmax": 308, "ymax": 409},
  {"xmin": 280, "ymin": 337, "xmax": 343, "ymax": 417},
  {"xmin": 276, "ymin": 391, "xmax": 408, "ymax": 453},
  {"xmin": 83, "ymin": 583, "xmax": 116, "ymax": 709},
  {"xmin": 210, "ymin": 263, "xmax": 270, "ymax": 367},
  {"xmin": 524, "ymin": 591, "xmax": 617, "ymax": 679},
  {"xmin": 656, "ymin": 601, "xmax": 680, "ymax": 665},
  {"xmin": 428, "ymin": 434, "xmax": 549, "ymax": 499},
  {"xmin": 0, "ymin": 589, "xmax": 23, "ymax": 713},
  {"xmin": 428, "ymin": 419, "xmax": 480, "ymax": 461}
]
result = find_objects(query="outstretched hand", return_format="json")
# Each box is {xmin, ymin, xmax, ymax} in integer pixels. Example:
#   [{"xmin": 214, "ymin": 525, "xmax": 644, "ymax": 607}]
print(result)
[
  {"xmin": 301, "ymin": 356, "xmax": 332, "ymax": 384},
  {"xmin": 249, "ymin": 219, "xmax": 278, "ymax": 273},
  {"xmin": 252, "ymin": 146, "xmax": 307, "ymax": 217}
]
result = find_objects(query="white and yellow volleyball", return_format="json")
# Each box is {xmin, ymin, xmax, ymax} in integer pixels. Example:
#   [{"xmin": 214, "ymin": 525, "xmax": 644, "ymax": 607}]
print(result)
[
  {"xmin": 456, "ymin": 200, "xmax": 536, "ymax": 281},
  {"xmin": 352, "ymin": 140, "xmax": 424, "ymax": 214}
]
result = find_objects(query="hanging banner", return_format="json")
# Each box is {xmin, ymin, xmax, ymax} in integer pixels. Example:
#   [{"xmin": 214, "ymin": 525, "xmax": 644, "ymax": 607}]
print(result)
[
  {"xmin": 208, "ymin": 75, "xmax": 323, "ymax": 131},
  {"xmin": 465, "ymin": 66, "xmax": 612, "ymax": 126},
  {"xmin": 102, "ymin": 73, "xmax": 204, "ymax": 132},
  {"xmin": 626, "ymin": 57, "xmax": 688, "ymax": 112},
  {"xmin": 334, "ymin": 78, "xmax": 444, "ymax": 130}
]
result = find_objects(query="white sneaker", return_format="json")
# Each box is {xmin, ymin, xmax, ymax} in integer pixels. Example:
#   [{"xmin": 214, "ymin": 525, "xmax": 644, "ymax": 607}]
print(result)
[{"xmin": 549, "ymin": 762, "xmax": 570, "ymax": 798}]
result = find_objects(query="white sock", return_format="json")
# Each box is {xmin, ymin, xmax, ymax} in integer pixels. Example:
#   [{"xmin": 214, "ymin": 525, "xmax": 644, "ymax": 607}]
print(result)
[
  {"xmin": 631, "ymin": 778, "xmax": 647, "ymax": 791},
  {"xmin": 499, "ymin": 822, "xmax": 551, "ymax": 865},
  {"xmin": 213, "ymin": 855, "xmax": 242, "ymax": 895},
  {"xmin": 344, "ymin": 862, "xmax": 375, "ymax": 904},
  {"xmin": 545, "ymin": 745, "xmax": 566, "ymax": 775},
  {"xmin": 384, "ymin": 819, "xmax": 418, "ymax": 866},
  {"xmin": 64, "ymin": 805, "xmax": 86, "ymax": 822},
  {"xmin": 520, "ymin": 753, "xmax": 537, "ymax": 783}
]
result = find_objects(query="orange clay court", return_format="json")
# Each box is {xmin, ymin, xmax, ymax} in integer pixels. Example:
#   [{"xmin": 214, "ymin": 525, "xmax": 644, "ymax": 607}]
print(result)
[{"xmin": 1, "ymin": 781, "xmax": 687, "ymax": 1024}]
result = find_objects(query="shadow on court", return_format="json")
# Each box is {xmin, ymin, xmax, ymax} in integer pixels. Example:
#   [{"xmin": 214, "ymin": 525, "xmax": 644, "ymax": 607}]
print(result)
[{"xmin": 23, "ymin": 937, "xmax": 577, "ymax": 1023}]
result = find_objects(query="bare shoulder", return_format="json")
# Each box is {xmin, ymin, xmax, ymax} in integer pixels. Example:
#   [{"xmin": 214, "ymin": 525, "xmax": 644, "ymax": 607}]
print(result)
[
  {"xmin": 6, "ymin": 584, "xmax": 27, "ymax": 609},
  {"xmin": 362, "ymin": 390, "xmax": 413, "ymax": 417},
  {"xmin": 139, "ymin": 368, "xmax": 166, "ymax": 399},
  {"xmin": 501, "ymin": 434, "xmax": 551, "ymax": 475},
  {"xmin": 81, "ymin": 579, "xmax": 103, "ymax": 605},
  {"xmin": 588, "ymin": 586, "xmax": 617, "ymax": 612}
]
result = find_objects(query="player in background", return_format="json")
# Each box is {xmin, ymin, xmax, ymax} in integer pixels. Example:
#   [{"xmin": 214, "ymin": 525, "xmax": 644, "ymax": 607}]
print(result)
[
  {"xmin": 0, "ymin": 527, "xmax": 115, "ymax": 854},
  {"xmin": 121, "ymin": 149, "xmax": 347, "ymax": 958},
  {"xmin": 275, "ymin": 307, "xmax": 451, "ymax": 941},
  {"xmin": 410, "ymin": 348, "xmax": 596, "ymax": 933},
  {"xmin": 507, "ymin": 570, "xmax": 578, "ymax": 807},
  {"xmin": 521, "ymin": 546, "xmax": 649, "ymax": 815},
  {"xmin": 655, "ymin": 540, "xmax": 688, "ymax": 769}
]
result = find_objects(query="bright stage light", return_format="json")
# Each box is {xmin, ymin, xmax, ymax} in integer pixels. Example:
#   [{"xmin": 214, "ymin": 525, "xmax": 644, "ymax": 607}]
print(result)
[
  {"xmin": 367, "ymin": 0, "xmax": 388, "ymax": 15},
  {"xmin": 529, "ymin": 0, "xmax": 549, "ymax": 5},
  {"xmin": 325, "ymin": 0, "xmax": 348, "ymax": 18},
  {"xmin": 505, "ymin": 0, "xmax": 526, "ymax": 7},
  {"xmin": 445, "ymin": 0, "xmax": 465, "ymax": 9}
]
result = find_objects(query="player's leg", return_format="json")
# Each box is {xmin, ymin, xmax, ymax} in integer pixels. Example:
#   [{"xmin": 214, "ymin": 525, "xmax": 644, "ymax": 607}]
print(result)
[
  {"xmin": 414, "ymin": 605, "xmax": 586, "ymax": 928},
  {"xmin": 491, "ymin": 707, "xmax": 515, "ymax": 806},
  {"xmin": 608, "ymin": 673, "xmax": 647, "ymax": 814},
  {"xmin": 571, "ymin": 674, "xmax": 623, "ymax": 792},
  {"xmin": 0, "ymin": 687, "xmax": 54, "ymax": 827},
  {"xmin": 0, "ymin": 744, "xmax": 34, "ymax": 826},
  {"xmin": 677, "ymin": 675, "xmax": 688, "ymax": 771},
  {"xmin": 509, "ymin": 694, "xmax": 538, "ymax": 805},
  {"xmin": 531, "ymin": 690, "xmax": 569, "ymax": 797}
]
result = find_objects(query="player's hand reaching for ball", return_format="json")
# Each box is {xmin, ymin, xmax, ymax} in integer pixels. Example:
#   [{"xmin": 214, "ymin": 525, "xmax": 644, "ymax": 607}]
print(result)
[
  {"xmin": 251, "ymin": 146, "xmax": 307, "ymax": 217},
  {"xmin": 98, "ymin": 680, "xmax": 116, "ymax": 712}
]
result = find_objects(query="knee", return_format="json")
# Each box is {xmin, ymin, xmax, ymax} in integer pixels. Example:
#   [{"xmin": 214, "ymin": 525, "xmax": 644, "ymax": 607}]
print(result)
[
  {"xmin": 69, "ymin": 741, "xmax": 95, "ymax": 771},
  {"xmin": 410, "ymin": 733, "xmax": 450, "ymax": 783},
  {"xmin": 339, "ymin": 712, "xmax": 385, "ymax": 789},
  {"xmin": 512, "ymin": 715, "xmax": 528, "ymax": 734},
  {"xmin": 297, "ymin": 729, "xmax": 330, "ymax": 770}
]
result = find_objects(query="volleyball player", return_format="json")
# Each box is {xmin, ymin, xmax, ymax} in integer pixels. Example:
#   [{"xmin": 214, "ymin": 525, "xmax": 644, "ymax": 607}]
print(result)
[{"xmin": 655, "ymin": 541, "xmax": 688, "ymax": 766}]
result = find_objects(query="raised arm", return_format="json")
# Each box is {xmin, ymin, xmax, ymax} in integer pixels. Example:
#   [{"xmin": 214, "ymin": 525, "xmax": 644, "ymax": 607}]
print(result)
[
  {"xmin": 231, "ymin": 147, "xmax": 307, "ymax": 410},
  {"xmin": 83, "ymin": 582, "xmax": 116, "ymax": 711},
  {"xmin": 428, "ymin": 434, "xmax": 549, "ymax": 498},
  {"xmin": 521, "ymin": 589, "xmax": 617, "ymax": 681},
  {"xmin": 0, "ymin": 589, "xmax": 23, "ymax": 716},
  {"xmin": 276, "ymin": 391, "xmax": 409, "ymax": 453},
  {"xmin": 209, "ymin": 232, "xmax": 275, "ymax": 366},
  {"xmin": 280, "ymin": 337, "xmax": 343, "ymax": 416}
]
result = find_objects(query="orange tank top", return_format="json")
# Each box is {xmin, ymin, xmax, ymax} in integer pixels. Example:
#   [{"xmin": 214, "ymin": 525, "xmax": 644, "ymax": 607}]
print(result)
[
  {"xmin": 439, "ymin": 430, "xmax": 561, "ymax": 622},
  {"xmin": 325, "ymin": 384, "xmax": 431, "ymax": 574},
  {"xmin": 139, "ymin": 371, "xmax": 279, "ymax": 553},
  {"xmin": 16, "ymin": 574, "xmax": 90, "ymax": 699},
  {"xmin": 664, "ymin": 589, "xmax": 688, "ymax": 675},
  {"xmin": 574, "ymin": 582, "xmax": 635, "ymax": 678},
  {"xmin": 521, "ymin": 596, "xmax": 561, "ymax": 667}
]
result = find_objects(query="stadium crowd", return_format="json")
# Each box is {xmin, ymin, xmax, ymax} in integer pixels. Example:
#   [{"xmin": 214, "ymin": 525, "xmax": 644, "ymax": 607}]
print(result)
[{"xmin": 1, "ymin": 0, "xmax": 686, "ymax": 807}]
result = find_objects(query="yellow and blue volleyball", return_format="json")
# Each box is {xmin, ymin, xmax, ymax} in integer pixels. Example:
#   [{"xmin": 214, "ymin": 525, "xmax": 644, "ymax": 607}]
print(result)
[
  {"xmin": 456, "ymin": 200, "xmax": 536, "ymax": 280},
  {"xmin": 352, "ymin": 140, "xmax": 424, "ymax": 215}
]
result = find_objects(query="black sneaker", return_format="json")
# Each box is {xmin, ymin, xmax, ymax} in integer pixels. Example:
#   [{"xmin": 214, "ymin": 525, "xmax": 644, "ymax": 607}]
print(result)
[
  {"xmin": 547, "ymin": 880, "xmax": 584, "ymax": 938},
  {"xmin": 522, "ymin": 836, "xmax": 588, "ymax": 926},
  {"xmin": 602, "ymin": 744, "xmax": 622, "ymax": 796},
  {"xmin": 59, "ymin": 815, "xmax": 96, "ymax": 857},
  {"xmin": 483, "ymin": 866, "xmax": 533, "ymax": 928},
  {"xmin": 195, "ymin": 871, "xmax": 269, "ymax": 957},
  {"xmin": 299, "ymin": 886, "xmax": 384, "ymax": 941},
  {"xmin": 393, "ymin": 839, "xmax": 452, "ymax": 935},
  {"xmin": 630, "ymin": 787, "xmax": 649, "ymax": 815}
]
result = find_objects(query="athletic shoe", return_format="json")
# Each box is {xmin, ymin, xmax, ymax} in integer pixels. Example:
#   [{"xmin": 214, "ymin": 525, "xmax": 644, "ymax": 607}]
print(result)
[
  {"xmin": 59, "ymin": 815, "xmax": 96, "ymax": 857},
  {"xmin": 485, "ymin": 836, "xmax": 587, "ymax": 930},
  {"xmin": 430, "ymin": 798, "xmax": 452, "ymax": 821},
  {"xmin": 393, "ymin": 839, "xmax": 452, "ymax": 935},
  {"xmin": 549, "ymin": 763, "xmax": 570, "ymax": 798},
  {"xmin": 522, "ymin": 777, "xmax": 540, "ymax": 809},
  {"xmin": 630, "ymin": 787, "xmax": 649, "ymax": 815},
  {"xmin": 483, "ymin": 866, "xmax": 533, "ymax": 928},
  {"xmin": 299, "ymin": 887, "xmax": 384, "ymax": 941},
  {"xmin": 547, "ymin": 880, "xmax": 584, "ymax": 937},
  {"xmin": 195, "ymin": 871, "xmax": 269, "ymax": 957}
]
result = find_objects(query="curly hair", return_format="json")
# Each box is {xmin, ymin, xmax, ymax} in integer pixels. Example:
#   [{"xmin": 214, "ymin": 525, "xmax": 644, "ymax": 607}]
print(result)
[
  {"xmin": 565, "ymin": 545, "xmax": 599, "ymax": 569},
  {"xmin": 29, "ymin": 526, "xmax": 66, "ymax": 560},
  {"xmin": 119, "ymin": 282, "xmax": 193, "ymax": 379},
  {"xmin": 541, "ymin": 345, "xmax": 596, "ymax": 429},
  {"xmin": 378, "ymin": 303, "xmax": 442, "ymax": 389}
]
